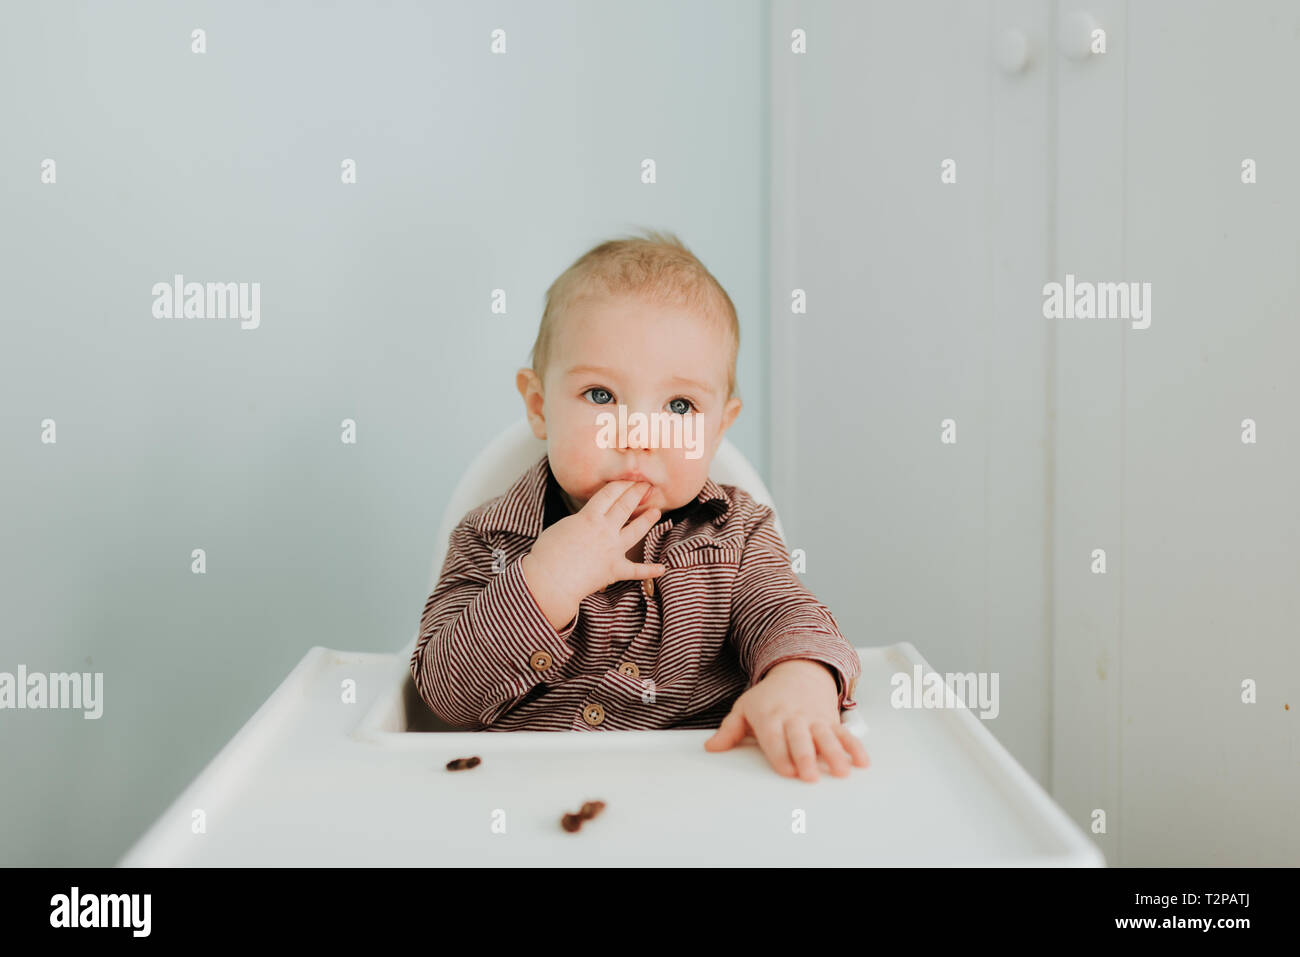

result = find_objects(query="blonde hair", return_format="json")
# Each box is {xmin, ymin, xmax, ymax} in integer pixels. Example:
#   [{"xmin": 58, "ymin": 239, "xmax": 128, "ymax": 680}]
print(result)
[{"xmin": 529, "ymin": 229, "xmax": 740, "ymax": 401}]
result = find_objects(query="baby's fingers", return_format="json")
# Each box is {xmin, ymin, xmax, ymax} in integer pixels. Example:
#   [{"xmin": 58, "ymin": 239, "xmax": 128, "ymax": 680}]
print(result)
[
  {"xmin": 835, "ymin": 723, "xmax": 871, "ymax": 768},
  {"xmin": 704, "ymin": 708, "xmax": 749, "ymax": 751},
  {"xmin": 812, "ymin": 723, "xmax": 852, "ymax": 777},
  {"xmin": 752, "ymin": 718, "xmax": 797, "ymax": 778},
  {"xmin": 785, "ymin": 718, "xmax": 821, "ymax": 782},
  {"xmin": 620, "ymin": 559, "xmax": 667, "ymax": 581},
  {"xmin": 619, "ymin": 506, "xmax": 662, "ymax": 545},
  {"xmin": 584, "ymin": 480, "xmax": 639, "ymax": 515},
  {"xmin": 605, "ymin": 482, "xmax": 651, "ymax": 526}
]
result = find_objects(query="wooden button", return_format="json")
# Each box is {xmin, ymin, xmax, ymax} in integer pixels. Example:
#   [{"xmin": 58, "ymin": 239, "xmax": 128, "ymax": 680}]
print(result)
[
  {"xmin": 529, "ymin": 651, "xmax": 553, "ymax": 672},
  {"xmin": 617, "ymin": 661, "xmax": 640, "ymax": 678},
  {"xmin": 642, "ymin": 578, "xmax": 654, "ymax": 598},
  {"xmin": 582, "ymin": 703, "xmax": 606, "ymax": 726}
]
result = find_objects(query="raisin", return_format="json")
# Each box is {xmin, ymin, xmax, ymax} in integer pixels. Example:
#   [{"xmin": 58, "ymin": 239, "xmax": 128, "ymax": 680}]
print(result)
[
  {"xmin": 562, "ymin": 799, "xmax": 606, "ymax": 831},
  {"xmin": 445, "ymin": 756, "xmax": 481, "ymax": 771}
]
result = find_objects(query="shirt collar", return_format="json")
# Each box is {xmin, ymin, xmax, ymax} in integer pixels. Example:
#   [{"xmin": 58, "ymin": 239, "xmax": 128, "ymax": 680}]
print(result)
[{"xmin": 474, "ymin": 453, "xmax": 731, "ymax": 539}]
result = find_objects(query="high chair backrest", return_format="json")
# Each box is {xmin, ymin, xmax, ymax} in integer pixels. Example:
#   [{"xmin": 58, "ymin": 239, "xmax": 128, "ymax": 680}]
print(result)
[{"xmin": 426, "ymin": 418, "xmax": 786, "ymax": 594}]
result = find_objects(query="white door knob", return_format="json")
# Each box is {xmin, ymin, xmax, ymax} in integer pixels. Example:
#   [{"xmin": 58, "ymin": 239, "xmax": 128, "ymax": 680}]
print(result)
[
  {"xmin": 1058, "ymin": 10, "xmax": 1101, "ymax": 60},
  {"xmin": 997, "ymin": 29, "xmax": 1031, "ymax": 74}
]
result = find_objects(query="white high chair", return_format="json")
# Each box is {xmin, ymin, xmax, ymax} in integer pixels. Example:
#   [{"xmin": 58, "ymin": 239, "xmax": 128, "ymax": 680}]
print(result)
[{"xmin": 119, "ymin": 419, "xmax": 1105, "ymax": 866}]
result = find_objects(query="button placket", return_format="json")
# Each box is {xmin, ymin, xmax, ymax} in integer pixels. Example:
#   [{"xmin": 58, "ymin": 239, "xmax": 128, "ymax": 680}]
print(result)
[
  {"xmin": 599, "ymin": 517, "xmax": 674, "ymax": 596},
  {"xmin": 640, "ymin": 516, "xmax": 676, "ymax": 598},
  {"xmin": 588, "ymin": 515, "xmax": 673, "ymax": 724},
  {"xmin": 618, "ymin": 573, "xmax": 660, "ymax": 692}
]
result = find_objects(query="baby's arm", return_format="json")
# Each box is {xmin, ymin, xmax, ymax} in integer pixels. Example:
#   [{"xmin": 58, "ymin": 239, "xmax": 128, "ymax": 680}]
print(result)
[
  {"xmin": 727, "ymin": 505, "xmax": 862, "ymax": 711},
  {"xmin": 410, "ymin": 520, "xmax": 580, "ymax": 729},
  {"xmin": 707, "ymin": 504, "xmax": 867, "ymax": 780}
]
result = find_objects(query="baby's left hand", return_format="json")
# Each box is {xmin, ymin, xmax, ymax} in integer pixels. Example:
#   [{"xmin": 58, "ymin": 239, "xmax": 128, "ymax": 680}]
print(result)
[{"xmin": 704, "ymin": 659, "xmax": 870, "ymax": 781}]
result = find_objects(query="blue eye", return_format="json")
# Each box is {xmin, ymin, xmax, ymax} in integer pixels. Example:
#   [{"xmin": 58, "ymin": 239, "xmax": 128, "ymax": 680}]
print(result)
[{"xmin": 583, "ymin": 388, "xmax": 695, "ymax": 413}]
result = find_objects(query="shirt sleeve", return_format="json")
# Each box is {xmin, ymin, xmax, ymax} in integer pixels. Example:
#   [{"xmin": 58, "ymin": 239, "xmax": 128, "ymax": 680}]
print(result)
[
  {"xmin": 728, "ymin": 505, "xmax": 862, "ymax": 713},
  {"xmin": 409, "ymin": 519, "xmax": 581, "ymax": 729}
]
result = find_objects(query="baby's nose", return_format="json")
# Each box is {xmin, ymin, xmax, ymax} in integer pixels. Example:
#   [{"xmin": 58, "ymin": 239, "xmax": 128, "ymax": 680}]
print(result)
[{"xmin": 623, "ymin": 416, "xmax": 650, "ymax": 449}]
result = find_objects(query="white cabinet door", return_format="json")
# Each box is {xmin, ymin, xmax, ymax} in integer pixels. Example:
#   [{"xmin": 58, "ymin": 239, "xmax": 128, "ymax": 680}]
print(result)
[
  {"xmin": 770, "ymin": 0, "xmax": 1055, "ymax": 784},
  {"xmin": 1053, "ymin": 0, "xmax": 1300, "ymax": 866}
]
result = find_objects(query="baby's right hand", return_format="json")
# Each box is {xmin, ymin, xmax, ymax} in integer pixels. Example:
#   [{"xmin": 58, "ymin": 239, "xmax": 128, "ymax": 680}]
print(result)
[{"xmin": 525, "ymin": 481, "xmax": 667, "ymax": 604}]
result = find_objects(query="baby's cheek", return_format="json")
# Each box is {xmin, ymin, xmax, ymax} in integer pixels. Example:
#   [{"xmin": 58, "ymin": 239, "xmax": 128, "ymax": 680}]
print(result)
[{"xmin": 551, "ymin": 438, "xmax": 597, "ymax": 478}]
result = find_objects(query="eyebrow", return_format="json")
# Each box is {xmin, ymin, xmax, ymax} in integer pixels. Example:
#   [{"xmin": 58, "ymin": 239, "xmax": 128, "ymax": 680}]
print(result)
[{"xmin": 565, "ymin": 365, "xmax": 716, "ymax": 396}]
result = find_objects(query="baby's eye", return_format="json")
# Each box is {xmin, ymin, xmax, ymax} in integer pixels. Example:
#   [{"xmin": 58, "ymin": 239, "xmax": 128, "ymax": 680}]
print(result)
[
  {"xmin": 583, "ymin": 388, "xmax": 614, "ymax": 405},
  {"xmin": 667, "ymin": 397, "xmax": 696, "ymax": 415}
]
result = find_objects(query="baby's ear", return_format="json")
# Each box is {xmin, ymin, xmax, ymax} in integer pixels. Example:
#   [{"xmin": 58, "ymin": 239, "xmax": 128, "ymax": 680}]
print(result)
[
  {"xmin": 516, "ymin": 368, "xmax": 547, "ymax": 438},
  {"xmin": 718, "ymin": 396, "xmax": 743, "ymax": 435},
  {"xmin": 515, "ymin": 367, "xmax": 537, "ymax": 399}
]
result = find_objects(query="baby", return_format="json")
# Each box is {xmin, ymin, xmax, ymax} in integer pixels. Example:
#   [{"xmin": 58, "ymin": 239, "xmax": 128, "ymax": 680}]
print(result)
[{"xmin": 411, "ymin": 230, "xmax": 869, "ymax": 782}]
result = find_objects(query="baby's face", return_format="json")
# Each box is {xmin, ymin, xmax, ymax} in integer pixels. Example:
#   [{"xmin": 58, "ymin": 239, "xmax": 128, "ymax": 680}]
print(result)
[{"xmin": 519, "ymin": 292, "xmax": 742, "ymax": 520}]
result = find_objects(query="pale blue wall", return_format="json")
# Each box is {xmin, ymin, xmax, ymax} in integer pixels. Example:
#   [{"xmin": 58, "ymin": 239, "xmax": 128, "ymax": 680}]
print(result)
[{"xmin": 0, "ymin": 0, "xmax": 768, "ymax": 865}]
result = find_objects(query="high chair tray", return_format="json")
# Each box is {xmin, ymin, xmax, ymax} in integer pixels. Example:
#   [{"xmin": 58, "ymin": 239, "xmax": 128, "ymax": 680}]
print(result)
[{"xmin": 120, "ymin": 642, "xmax": 1103, "ymax": 866}]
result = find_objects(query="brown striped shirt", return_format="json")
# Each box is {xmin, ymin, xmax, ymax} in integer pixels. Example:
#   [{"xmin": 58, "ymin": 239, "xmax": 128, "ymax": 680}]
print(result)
[{"xmin": 410, "ymin": 453, "xmax": 860, "ymax": 731}]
